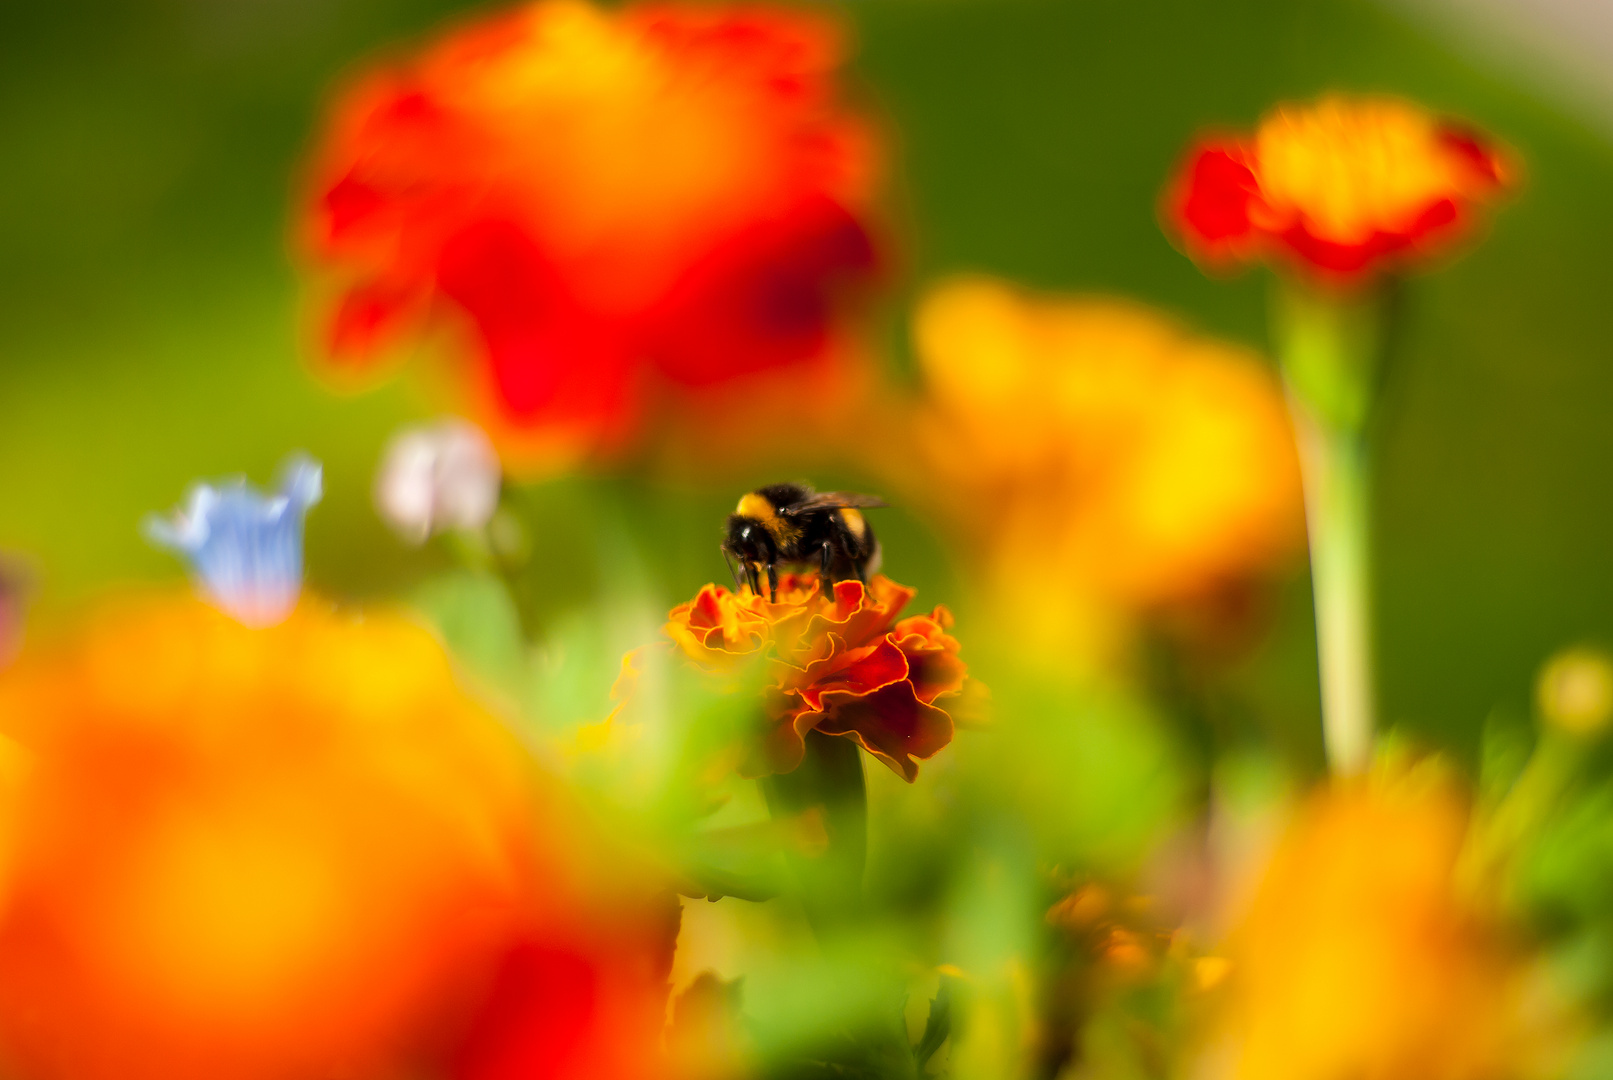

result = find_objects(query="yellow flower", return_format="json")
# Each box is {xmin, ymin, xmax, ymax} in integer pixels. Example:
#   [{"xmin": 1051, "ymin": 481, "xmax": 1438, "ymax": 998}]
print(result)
[
  {"xmin": 900, "ymin": 275, "xmax": 1302, "ymax": 659},
  {"xmin": 1200, "ymin": 769, "xmax": 1560, "ymax": 1080}
]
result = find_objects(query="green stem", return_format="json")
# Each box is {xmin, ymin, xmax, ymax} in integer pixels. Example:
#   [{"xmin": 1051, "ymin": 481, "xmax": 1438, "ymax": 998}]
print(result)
[
  {"xmin": 1290, "ymin": 403, "xmax": 1374, "ymax": 774},
  {"xmin": 763, "ymin": 736, "xmax": 921, "ymax": 1076},
  {"xmin": 760, "ymin": 730, "xmax": 868, "ymax": 931},
  {"xmin": 1271, "ymin": 280, "xmax": 1386, "ymax": 776}
]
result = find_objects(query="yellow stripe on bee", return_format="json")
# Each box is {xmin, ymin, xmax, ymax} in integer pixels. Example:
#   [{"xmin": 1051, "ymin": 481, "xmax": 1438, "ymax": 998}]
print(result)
[
  {"xmin": 840, "ymin": 507, "xmax": 867, "ymax": 540},
  {"xmin": 737, "ymin": 492, "xmax": 801, "ymax": 545}
]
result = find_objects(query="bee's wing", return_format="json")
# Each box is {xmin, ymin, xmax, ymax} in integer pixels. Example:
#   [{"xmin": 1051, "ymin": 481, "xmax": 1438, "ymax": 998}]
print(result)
[{"xmin": 778, "ymin": 491, "xmax": 888, "ymax": 515}]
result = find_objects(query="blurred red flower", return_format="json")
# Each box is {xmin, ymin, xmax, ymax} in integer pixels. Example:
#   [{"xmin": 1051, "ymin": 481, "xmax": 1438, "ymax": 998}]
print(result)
[
  {"xmin": 665, "ymin": 574, "xmax": 964, "ymax": 781},
  {"xmin": 301, "ymin": 0, "xmax": 879, "ymax": 468},
  {"xmin": 0, "ymin": 595, "xmax": 676, "ymax": 1080},
  {"xmin": 449, "ymin": 906, "xmax": 681, "ymax": 1080},
  {"xmin": 1165, "ymin": 96, "xmax": 1510, "ymax": 282}
]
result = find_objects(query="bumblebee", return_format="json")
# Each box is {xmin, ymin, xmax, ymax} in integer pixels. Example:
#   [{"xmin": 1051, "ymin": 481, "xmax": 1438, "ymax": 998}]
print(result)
[{"xmin": 722, "ymin": 482, "xmax": 886, "ymax": 600}]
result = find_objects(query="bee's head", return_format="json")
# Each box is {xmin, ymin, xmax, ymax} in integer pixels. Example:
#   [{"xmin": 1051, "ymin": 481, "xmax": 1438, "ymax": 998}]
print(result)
[{"xmin": 723, "ymin": 513, "xmax": 775, "ymax": 564}]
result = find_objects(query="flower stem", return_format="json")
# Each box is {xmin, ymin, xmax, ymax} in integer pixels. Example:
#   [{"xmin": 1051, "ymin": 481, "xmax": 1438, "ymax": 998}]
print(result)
[
  {"xmin": 1271, "ymin": 280, "xmax": 1385, "ymax": 776},
  {"xmin": 760, "ymin": 730, "xmax": 868, "ymax": 929},
  {"xmin": 1291, "ymin": 407, "xmax": 1374, "ymax": 774}
]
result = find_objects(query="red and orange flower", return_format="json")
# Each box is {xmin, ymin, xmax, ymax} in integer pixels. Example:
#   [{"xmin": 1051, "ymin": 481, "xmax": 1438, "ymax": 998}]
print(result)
[
  {"xmin": 665, "ymin": 574, "xmax": 965, "ymax": 781},
  {"xmin": 0, "ymin": 594, "xmax": 676, "ymax": 1080},
  {"xmin": 1166, "ymin": 96, "xmax": 1510, "ymax": 282},
  {"xmin": 300, "ymin": 0, "xmax": 879, "ymax": 468}
]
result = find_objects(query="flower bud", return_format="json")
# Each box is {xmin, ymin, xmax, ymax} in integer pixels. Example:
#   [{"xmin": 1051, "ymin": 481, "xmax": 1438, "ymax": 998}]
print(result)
[
  {"xmin": 375, "ymin": 419, "xmax": 501, "ymax": 545},
  {"xmin": 1536, "ymin": 645, "xmax": 1613, "ymax": 736}
]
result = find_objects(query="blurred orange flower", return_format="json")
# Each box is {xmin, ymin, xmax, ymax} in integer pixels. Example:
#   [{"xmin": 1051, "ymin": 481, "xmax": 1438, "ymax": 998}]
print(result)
[
  {"xmin": 301, "ymin": 0, "xmax": 878, "ymax": 468},
  {"xmin": 1199, "ymin": 769, "xmax": 1561, "ymax": 1080},
  {"xmin": 901, "ymin": 276, "xmax": 1303, "ymax": 661},
  {"xmin": 665, "ymin": 574, "xmax": 963, "ymax": 781},
  {"xmin": 0, "ymin": 595, "xmax": 675, "ymax": 1080},
  {"xmin": 1166, "ymin": 96, "xmax": 1510, "ymax": 281}
]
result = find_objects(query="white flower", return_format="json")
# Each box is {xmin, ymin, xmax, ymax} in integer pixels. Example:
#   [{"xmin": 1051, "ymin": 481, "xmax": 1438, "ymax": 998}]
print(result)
[
  {"xmin": 374, "ymin": 419, "xmax": 501, "ymax": 544},
  {"xmin": 144, "ymin": 455, "xmax": 322, "ymax": 627}
]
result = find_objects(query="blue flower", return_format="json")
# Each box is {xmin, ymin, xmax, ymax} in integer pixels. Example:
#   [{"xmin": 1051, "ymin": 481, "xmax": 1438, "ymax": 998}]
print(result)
[{"xmin": 145, "ymin": 455, "xmax": 323, "ymax": 627}]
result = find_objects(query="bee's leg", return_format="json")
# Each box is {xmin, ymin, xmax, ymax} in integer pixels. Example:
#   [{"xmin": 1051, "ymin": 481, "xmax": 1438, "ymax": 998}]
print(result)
[
  {"xmin": 819, "ymin": 539, "xmax": 835, "ymax": 595},
  {"xmin": 745, "ymin": 561, "xmax": 762, "ymax": 597},
  {"xmin": 767, "ymin": 562, "xmax": 779, "ymax": 603},
  {"xmin": 722, "ymin": 549, "xmax": 742, "ymax": 590}
]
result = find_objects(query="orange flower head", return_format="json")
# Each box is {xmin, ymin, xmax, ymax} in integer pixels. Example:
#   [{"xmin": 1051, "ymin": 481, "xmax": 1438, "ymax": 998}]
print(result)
[
  {"xmin": 901, "ymin": 276, "xmax": 1303, "ymax": 659},
  {"xmin": 665, "ymin": 574, "xmax": 964, "ymax": 781},
  {"xmin": 301, "ymin": 0, "xmax": 879, "ymax": 468},
  {"xmin": 1201, "ymin": 770, "xmax": 1555, "ymax": 1080},
  {"xmin": 1168, "ymin": 96, "xmax": 1510, "ymax": 282},
  {"xmin": 0, "ymin": 594, "xmax": 675, "ymax": 1080}
]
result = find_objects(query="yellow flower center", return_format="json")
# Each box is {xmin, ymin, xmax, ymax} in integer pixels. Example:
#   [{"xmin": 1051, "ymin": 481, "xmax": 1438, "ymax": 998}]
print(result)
[
  {"xmin": 457, "ymin": 0, "xmax": 812, "ymax": 307},
  {"xmin": 1254, "ymin": 97, "xmax": 1468, "ymax": 244}
]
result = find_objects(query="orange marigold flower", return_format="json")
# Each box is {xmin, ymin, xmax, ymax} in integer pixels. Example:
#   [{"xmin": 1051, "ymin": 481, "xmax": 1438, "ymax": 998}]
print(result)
[
  {"xmin": 0, "ymin": 595, "xmax": 675, "ymax": 1080},
  {"xmin": 300, "ymin": 0, "xmax": 878, "ymax": 467},
  {"xmin": 1199, "ymin": 769, "xmax": 1566, "ymax": 1080},
  {"xmin": 665, "ymin": 574, "xmax": 964, "ymax": 781},
  {"xmin": 897, "ymin": 276, "xmax": 1303, "ymax": 661},
  {"xmin": 1166, "ymin": 96, "xmax": 1510, "ymax": 281}
]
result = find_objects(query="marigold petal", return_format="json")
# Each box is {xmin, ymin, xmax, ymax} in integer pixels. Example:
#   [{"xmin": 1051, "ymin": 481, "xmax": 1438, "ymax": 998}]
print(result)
[
  {"xmin": 646, "ymin": 195, "xmax": 876, "ymax": 386},
  {"xmin": 665, "ymin": 585, "xmax": 771, "ymax": 669},
  {"xmin": 800, "ymin": 575, "xmax": 911, "ymax": 651},
  {"xmin": 739, "ymin": 688, "xmax": 815, "ymax": 779},
  {"xmin": 796, "ymin": 637, "xmax": 909, "ymax": 712},
  {"xmin": 329, "ymin": 283, "xmax": 426, "ymax": 360},
  {"xmin": 891, "ymin": 615, "xmax": 968, "ymax": 706},
  {"xmin": 809, "ymin": 681, "xmax": 954, "ymax": 783},
  {"xmin": 1176, "ymin": 145, "xmax": 1261, "ymax": 249},
  {"xmin": 685, "ymin": 586, "xmax": 728, "ymax": 631},
  {"xmin": 665, "ymin": 573, "xmax": 962, "ymax": 779},
  {"xmin": 891, "ymin": 609, "xmax": 957, "ymax": 649},
  {"xmin": 1437, "ymin": 126, "xmax": 1508, "ymax": 189}
]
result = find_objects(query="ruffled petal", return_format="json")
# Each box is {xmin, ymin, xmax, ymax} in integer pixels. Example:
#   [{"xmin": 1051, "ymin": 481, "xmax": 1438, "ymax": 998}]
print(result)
[
  {"xmin": 892, "ymin": 612, "xmax": 968, "ymax": 706},
  {"xmin": 665, "ymin": 573, "xmax": 965, "ymax": 780},
  {"xmin": 810, "ymin": 682, "xmax": 955, "ymax": 783},
  {"xmin": 796, "ymin": 637, "xmax": 909, "ymax": 713}
]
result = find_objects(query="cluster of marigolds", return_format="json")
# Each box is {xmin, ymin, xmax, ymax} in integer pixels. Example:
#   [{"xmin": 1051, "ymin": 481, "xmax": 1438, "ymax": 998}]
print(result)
[{"xmin": 0, "ymin": 1, "xmax": 1563, "ymax": 1078}]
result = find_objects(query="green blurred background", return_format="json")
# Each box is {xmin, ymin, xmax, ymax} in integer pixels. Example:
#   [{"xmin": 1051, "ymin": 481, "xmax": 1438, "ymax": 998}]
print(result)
[{"xmin": 3, "ymin": 0, "xmax": 1611, "ymax": 759}]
